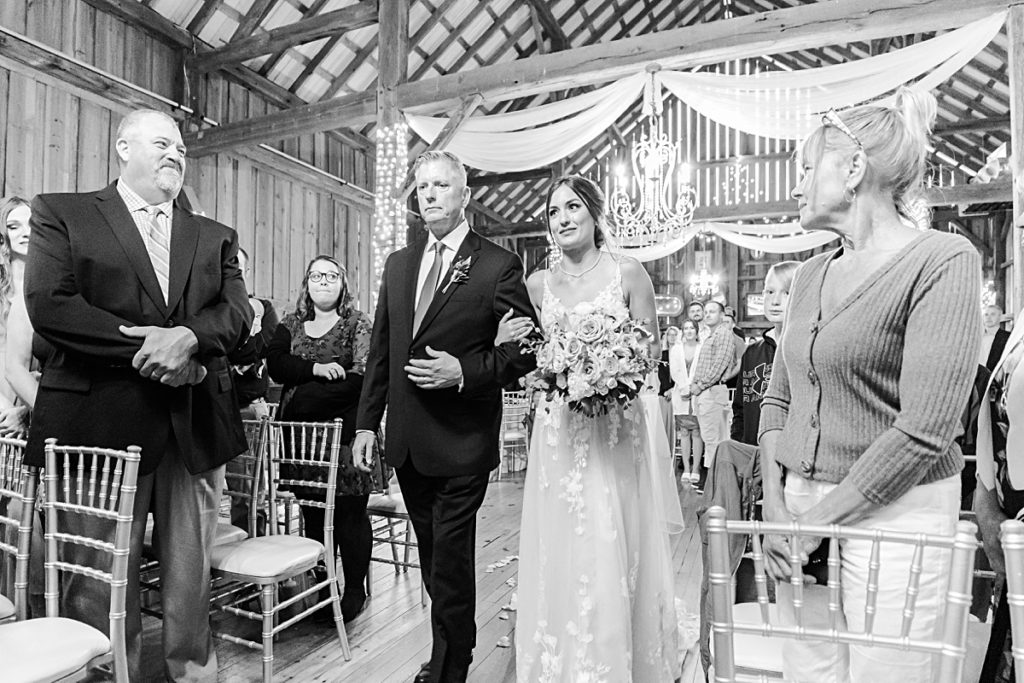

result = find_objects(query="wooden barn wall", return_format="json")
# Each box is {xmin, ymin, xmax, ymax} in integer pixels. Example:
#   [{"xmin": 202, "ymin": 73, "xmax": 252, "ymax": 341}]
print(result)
[{"xmin": 0, "ymin": 0, "xmax": 376, "ymax": 312}]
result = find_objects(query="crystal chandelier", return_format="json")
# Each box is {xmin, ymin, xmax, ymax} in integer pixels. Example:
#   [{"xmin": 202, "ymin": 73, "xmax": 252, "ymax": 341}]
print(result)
[
  {"xmin": 689, "ymin": 268, "xmax": 720, "ymax": 299},
  {"xmin": 608, "ymin": 68, "xmax": 697, "ymax": 247}
]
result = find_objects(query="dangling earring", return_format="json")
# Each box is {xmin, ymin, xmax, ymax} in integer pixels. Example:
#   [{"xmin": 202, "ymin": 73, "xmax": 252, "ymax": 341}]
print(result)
[{"xmin": 843, "ymin": 185, "xmax": 857, "ymax": 204}]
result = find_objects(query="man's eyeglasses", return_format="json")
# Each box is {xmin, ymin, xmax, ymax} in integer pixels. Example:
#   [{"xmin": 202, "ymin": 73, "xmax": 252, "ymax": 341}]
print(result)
[
  {"xmin": 821, "ymin": 109, "xmax": 863, "ymax": 150},
  {"xmin": 308, "ymin": 271, "xmax": 341, "ymax": 283}
]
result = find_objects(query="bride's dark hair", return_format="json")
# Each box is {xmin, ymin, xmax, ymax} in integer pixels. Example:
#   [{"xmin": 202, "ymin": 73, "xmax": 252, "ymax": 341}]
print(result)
[{"xmin": 545, "ymin": 175, "xmax": 606, "ymax": 248}]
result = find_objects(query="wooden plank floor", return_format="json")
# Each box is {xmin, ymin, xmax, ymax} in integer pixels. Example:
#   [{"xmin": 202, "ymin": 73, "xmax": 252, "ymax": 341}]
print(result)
[{"xmin": 141, "ymin": 475, "xmax": 707, "ymax": 683}]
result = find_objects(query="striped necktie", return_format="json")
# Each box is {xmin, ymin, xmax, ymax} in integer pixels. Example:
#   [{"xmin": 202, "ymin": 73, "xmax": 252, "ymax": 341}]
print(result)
[
  {"xmin": 413, "ymin": 242, "xmax": 445, "ymax": 335},
  {"xmin": 146, "ymin": 206, "xmax": 170, "ymax": 303}
]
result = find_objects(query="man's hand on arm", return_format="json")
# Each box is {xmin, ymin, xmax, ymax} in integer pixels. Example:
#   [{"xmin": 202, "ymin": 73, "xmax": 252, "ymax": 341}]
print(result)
[
  {"xmin": 404, "ymin": 346, "xmax": 464, "ymax": 390},
  {"xmin": 353, "ymin": 430, "xmax": 377, "ymax": 474},
  {"xmin": 119, "ymin": 325, "xmax": 206, "ymax": 387}
]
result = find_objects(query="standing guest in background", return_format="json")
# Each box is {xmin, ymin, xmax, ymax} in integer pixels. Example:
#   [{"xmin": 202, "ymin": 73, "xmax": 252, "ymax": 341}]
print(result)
[
  {"xmin": 689, "ymin": 300, "xmax": 735, "ymax": 492},
  {"xmin": 267, "ymin": 255, "xmax": 380, "ymax": 623},
  {"xmin": 975, "ymin": 307, "xmax": 1024, "ymax": 683},
  {"xmin": 758, "ymin": 88, "xmax": 979, "ymax": 683},
  {"xmin": 671, "ymin": 319, "xmax": 703, "ymax": 483},
  {"xmin": 731, "ymin": 262, "xmax": 799, "ymax": 446},
  {"xmin": 658, "ymin": 325, "xmax": 679, "ymax": 451},
  {"xmin": 352, "ymin": 151, "xmax": 536, "ymax": 683},
  {"xmin": 721, "ymin": 307, "xmax": 747, "ymax": 389},
  {"xmin": 225, "ymin": 246, "xmax": 279, "ymax": 531},
  {"xmin": 688, "ymin": 299, "xmax": 709, "ymax": 339},
  {"xmin": 0, "ymin": 197, "xmax": 30, "ymax": 429},
  {"xmin": 24, "ymin": 108, "xmax": 252, "ymax": 682},
  {"xmin": 982, "ymin": 304, "xmax": 1010, "ymax": 372}
]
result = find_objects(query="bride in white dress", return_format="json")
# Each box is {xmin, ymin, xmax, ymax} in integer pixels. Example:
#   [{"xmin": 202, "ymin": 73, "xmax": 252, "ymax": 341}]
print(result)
[{"xmin": 510, "ymin": 175, "xmax": 684, "ymax": 682}]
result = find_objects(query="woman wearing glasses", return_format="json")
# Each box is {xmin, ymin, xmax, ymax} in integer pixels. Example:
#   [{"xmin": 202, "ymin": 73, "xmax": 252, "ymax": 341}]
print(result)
[
  {"xmin": 757, "ymin": 87, "xmax": 980, "ymax": 682},
  {"xmin": 267, "ymin": 255, "xmax": 381, "ymax": 623}
]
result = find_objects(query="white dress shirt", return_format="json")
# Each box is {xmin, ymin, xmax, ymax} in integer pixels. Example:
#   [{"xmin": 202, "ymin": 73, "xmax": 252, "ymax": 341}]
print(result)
[{"xmin": 415, "ymin": 221, "xmax": 470, "ymax": 306}]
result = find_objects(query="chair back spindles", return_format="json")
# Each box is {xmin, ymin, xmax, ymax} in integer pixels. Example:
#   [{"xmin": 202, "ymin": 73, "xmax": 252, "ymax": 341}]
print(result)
[
  {"xmin": 1000, "ymin": 519, "xmax": 1024, "ymax": 677},
  {"xmin": 0, "ymin": 437, "xmax": 32, "ymax": 621},
  {"xmin": 863, "ymin": 535, "xmax": 882, "ymax": 635},
  {"xmin": 42, "ymin": 438, "xmax": 141, "ymax": 683},
  {"xmin": 899, "ymin": 539, "xmax": 926, "ymax": 638},
  {"xmin": 706, "ymin": 507, "xmax": 737, "ymax": 682},
  {"xmin": 826, "ymin": 533, "xmax": 842, "ymax": 633},
  {"xmin": 707, "ymin": 506, "xmax": 977, "ymax": 683}
]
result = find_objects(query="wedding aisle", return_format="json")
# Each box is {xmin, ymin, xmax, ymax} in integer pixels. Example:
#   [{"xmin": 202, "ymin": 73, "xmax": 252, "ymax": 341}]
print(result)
[{"xmin": 139, "ymin": 476, "xmax": 705, "ymax": 682}]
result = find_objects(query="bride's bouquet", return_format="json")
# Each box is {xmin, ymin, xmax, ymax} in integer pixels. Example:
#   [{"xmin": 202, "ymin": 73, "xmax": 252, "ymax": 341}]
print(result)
[{"xmin": 522, "ymin": 309, "xmax": 657, "ymax": 417}]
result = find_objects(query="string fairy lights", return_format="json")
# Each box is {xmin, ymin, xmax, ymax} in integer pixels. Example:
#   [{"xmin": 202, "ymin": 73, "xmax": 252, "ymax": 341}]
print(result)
[{"xmin": 372, "ymin": 119, "xmax": 409, "ymax": 302}]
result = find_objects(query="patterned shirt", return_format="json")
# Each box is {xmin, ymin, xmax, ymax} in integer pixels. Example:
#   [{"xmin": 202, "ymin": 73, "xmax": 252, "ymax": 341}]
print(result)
[
  {"xmin": 115, "ymin": 178, "xmax": 173, "ymax": 252},
  {"xmin": 692, "ymin": 322, "xmax": 736, "ymax": 392}
]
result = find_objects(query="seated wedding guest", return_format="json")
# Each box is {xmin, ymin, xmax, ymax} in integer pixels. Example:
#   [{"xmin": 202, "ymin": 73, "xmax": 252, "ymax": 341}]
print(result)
[
  {"xmin": 266, "ymin": 255, "xmax": 381, "ymax": 622},
  {"xmin": 982, "ymin": 304, "xmax": 1010, "ymax": 372},
  {"xmin": 975, "ymin": 308, "xmax": 1024, "ymax": 682},
  {"xmin": 226, "ymin": 246, "xmax": 279, "ymax": 531},
  {"xmin": 24, "ymin": 108, "xmax": 252, "ymax": 681},
  {"xmin": 758, "ymin": 87, "xmax": 979, "ymax": 683},
  {"xmin": 670, "ymin": 319, "xmax": 702, "ymax": 482}
]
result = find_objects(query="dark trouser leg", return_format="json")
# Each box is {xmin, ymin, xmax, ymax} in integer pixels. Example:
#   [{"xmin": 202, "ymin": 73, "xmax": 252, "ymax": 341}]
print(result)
[
  {"xmin": 151, "ymin": 446, "xmax": 224, "ymax": 682},
  {"xmin": 397, "ymin": 459, "xmax": 489, "ymax": 683}
]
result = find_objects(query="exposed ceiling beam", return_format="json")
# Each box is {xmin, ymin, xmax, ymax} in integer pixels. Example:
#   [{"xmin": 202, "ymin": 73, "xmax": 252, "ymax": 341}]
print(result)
[
  {"xmin": 194, "ymin": 1, "xmax": 379, "ymax": 73},
  {"xmin": 933, "ymin": 115, "xmax": 1011, "ymax": 136},
  {"xmin": 523, "ymin": 0, "xmax": 569, "ymax": 51},
  {"xmin": 468, "ymin": 168, "xmax": 554, "ymax": 188},
  {"xmin": 924, "ymin": 178, "xmax": 1012, "ymax": 206},
  {"xmin": 231, "ymin": 0, "xmax": 277, "ymax": 41},
  {"xmin": 0, "ymin": 24, "xmax": 372, "ymax": 208},
  {"xmin": 184, "ymin": 0, "xmax": 1021, "ymax": 155}
]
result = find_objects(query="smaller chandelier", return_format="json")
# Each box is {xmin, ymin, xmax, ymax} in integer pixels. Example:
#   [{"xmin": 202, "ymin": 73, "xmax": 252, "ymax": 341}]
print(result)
[
  {"xmin": 608, "ymin": 68, "xmax": 696, "ymax": 248},
  {"xmin": 689, "ymin": 268, "xmax": 720, "ymax": 299}
]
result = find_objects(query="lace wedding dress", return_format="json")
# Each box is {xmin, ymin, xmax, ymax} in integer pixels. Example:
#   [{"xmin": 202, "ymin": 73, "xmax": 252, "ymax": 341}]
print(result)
[{"xmin": 515, "ymin": 267, "xmax": 684, "ymax": 682}]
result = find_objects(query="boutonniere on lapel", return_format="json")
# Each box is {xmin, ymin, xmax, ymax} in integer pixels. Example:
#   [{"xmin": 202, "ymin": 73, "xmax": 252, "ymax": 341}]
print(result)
[{"xmin": 442, "ymin": 256, "xmax": 473, "ymax": 293}]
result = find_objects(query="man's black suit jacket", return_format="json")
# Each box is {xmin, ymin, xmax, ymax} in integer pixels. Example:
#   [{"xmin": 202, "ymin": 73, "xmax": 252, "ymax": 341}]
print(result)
[
  {"xmin": 23, "ymin": 182, "xmax": 252, "ymax": 475},
  {"xmin": 356, "ymin": 229, "xmax": 536, "ymax": 477}
]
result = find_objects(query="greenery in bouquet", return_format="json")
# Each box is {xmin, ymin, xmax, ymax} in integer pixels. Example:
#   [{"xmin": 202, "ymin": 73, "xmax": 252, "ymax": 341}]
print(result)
[{"xmin": 521, "ymin": 309, "xmax": 656, "ymax": 417}]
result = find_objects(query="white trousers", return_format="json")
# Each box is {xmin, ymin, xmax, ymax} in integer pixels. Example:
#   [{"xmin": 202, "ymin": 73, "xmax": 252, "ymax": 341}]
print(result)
[
  {"xmin": 777, "ymin": 473, "xmax": 960, "ymax": 683},
  {"xmin": 695, "ymin": 385, "xmax": 729, "ymax": 467}
]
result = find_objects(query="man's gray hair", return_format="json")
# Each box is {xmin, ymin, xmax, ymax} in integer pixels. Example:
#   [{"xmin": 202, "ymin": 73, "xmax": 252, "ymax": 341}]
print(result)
[
  {"xmin": 116, "ymin": 109, "xmax": 178, "ymax": 142},
  {"xmin": 412, "ymin": 150, "xmax": 467, "ymax": 188}
]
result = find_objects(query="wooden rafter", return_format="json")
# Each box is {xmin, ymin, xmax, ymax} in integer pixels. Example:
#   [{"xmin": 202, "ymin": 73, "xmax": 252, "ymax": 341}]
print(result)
[
  {"xmin": 231, "ymin": 0, "xmax": 276, "ymax": 41},
  {"xmin": 256, "ymin": 0, "xmax": 330, "ymax": 82},
  {"xmin": 194, "ymin": 1, "xmax": 379, "ymax": 72},
  {"xmin": 187, "ymin": 0, "xmax": 222, "ymax": 35},
  {"xmin": 186, "ymin": 0, "xmax": 1018, "ymax": 156},
  {"xmin": 523, "ymin": 0, "xmax": 570, "ymax": 51}
]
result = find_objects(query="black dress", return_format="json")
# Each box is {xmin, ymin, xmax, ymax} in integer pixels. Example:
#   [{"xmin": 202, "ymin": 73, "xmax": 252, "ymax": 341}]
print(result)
[{"xmin": 266, "ymin": 307, "xmax": 380, "ymax": 620}]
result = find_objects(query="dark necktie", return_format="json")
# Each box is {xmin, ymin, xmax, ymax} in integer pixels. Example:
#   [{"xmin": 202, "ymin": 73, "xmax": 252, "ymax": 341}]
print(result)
[
  {"xmin": 413, "ymin": 242, "xmax": 445, "ymax": 334},
  {"xmin": 145, "ymin": 206, "xmax": 170, "ymax": 303}
]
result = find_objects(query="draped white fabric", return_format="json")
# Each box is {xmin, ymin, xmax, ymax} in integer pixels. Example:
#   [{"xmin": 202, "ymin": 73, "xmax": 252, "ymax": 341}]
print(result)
[
  {"xmin": 656, "ymin": 12, "xmax": 1005, "ymax": 140},
  {"xmin": 403, "ymin": 13, "xmax": 1003, "ymax": 170},
  {"xmin": 404, "ymin": 74, "xmax": 646, "ymax": 172},
  {"xmin": 605, "ymin": 222, "xmax": 839, "ymax": 262}
]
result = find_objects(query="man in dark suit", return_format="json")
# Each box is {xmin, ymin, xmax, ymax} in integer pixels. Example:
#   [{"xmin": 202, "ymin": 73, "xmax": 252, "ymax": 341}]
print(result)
[
  {"xmin": 353, "ymin": 150, "xmax": 535, "ymax": 683},
  {"xmin": 24, "ymin": 109, "xmax": 252, "ymax": 681},
  {"xmin": 982, "ymin": 304, "xmax": 1010, "ymax": 371}
]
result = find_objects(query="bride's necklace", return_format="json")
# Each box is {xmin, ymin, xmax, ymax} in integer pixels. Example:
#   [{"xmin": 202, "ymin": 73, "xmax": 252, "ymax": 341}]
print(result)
[{"xmin": 559, "ymin": 252, "xmax": 603, "ymax": 279}]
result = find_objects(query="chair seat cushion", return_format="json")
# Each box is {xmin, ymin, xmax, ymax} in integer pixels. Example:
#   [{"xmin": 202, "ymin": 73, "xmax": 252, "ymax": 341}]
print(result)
[
  {"xmin": 0, "ymin": 593, "xmax": 13, "ymax": 621},
  {"xmin": 211, "ymin": 535, "xmax": 323, "ymax": 578},
  {"xmin": 502, "ymin": 429, "xmax": 527, "ymax": 441},
  {"xmin": 0, "ymin": 616, "xmax": 110, "ymax": 682},
  {"xmin": 145, "ymin": 519, "xmax": 246, "ymax": 551},
  {"xmin": 367, "ymin": 492, "xmax": 407, "ymax": 515},
  {"xmin": 214, "ymin": 522, "xmax": 247, "ymax": 546}
]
